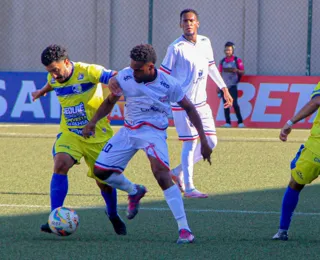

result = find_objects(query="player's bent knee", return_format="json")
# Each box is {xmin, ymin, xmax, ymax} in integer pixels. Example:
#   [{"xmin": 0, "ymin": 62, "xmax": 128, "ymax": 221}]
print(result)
[
  {"xmin": 153, "ymin": 169, "xmax": 173, "ymax": 190},
  {"xmin": 289, "ymin": 176, "xmax": 305, "ymax": 191},
  {"xmin": 94, "ymin": 167, "xmax": 113, "ymax": 181},
  {"xmin": 53, "ymin": 154, "xmax": 75, "ymax": 174},
  {"xmin": 96, "ymin": 180, "xmax": 113, "ymax": 193}
]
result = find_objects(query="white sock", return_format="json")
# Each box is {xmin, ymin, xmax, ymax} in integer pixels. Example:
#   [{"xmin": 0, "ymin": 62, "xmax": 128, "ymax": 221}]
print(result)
[
  {"xmin": 181, "ymin": 140, "xmax": 197, "ymax": 191},
  {"xmin": 105, "ymin": 173, "xmax": 137, "ymax": 195},
  {"xmin": 173, "ymin": 135, "xmax": 218, "ymax": 191},
  {"xmin": 163, "ymin": 185, "xmax": 190, "ymax": 231}
]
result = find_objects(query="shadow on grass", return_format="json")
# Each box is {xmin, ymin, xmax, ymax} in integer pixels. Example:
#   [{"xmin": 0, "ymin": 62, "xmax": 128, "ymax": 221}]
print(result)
[{"xmin": 1, "ymin": 185, "xmax": 320, "ymax": 260}]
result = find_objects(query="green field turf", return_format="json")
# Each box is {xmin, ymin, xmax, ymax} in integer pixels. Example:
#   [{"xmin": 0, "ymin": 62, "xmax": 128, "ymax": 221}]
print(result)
[{"xmin": 1, "ymin": 125, "xmax": 320, "ymax": 260}]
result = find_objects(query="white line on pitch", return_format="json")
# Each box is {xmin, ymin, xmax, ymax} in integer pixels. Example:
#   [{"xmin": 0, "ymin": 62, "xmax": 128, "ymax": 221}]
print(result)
[
  {"xmin": 0, "ymin": 132, "xmax": 306, "ymax": 142},
  {"xmin": 0, "ymin": 204, "xmax": 319, "ymax": 216}
]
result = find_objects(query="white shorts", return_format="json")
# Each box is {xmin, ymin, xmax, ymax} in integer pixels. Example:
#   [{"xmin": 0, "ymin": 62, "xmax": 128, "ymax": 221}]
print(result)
[
  {"xmin": 95, "ymin": 126, "xmax": 170, "ymax": 172},
  {"xmin": 172, "ymin": 103, "xmax": 216, "ymax": 141}
]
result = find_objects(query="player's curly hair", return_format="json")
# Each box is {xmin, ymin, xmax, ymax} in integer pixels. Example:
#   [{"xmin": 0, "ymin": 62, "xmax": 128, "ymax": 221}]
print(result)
[
  {"xmin": 41, "ymin": 44, "xmax": 69, "ymax": 66},
  {"xmin": 130, "ymin": 44, "xmax": 157, "ymax": 64},
  {"xmin": 180, "ymin": 9, "xmax": 199, "ymax": 20}
]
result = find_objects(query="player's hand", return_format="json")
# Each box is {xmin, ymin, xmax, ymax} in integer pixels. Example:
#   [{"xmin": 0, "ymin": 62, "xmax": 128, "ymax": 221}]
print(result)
[
  {"xmin": 108, "ymin": 77, "xmax": 123, "ymax": 96},
  {"xmin": 83, "ymin": 121, "xmax": 96, "ymax": 139},
  {"xmin": 279, "ymin": 123, "xmax": 292, "ymax": 142},
  {"xmin": 201, "ymin": 141, "xmax": 212, "ymax": 165},
  {"xmin": 222, "ymin": 88, "xmax": 233, "ymax": 108},
  {"xmin": 31, "ymin": 90, "xmax": 45, "ymax": 101}
]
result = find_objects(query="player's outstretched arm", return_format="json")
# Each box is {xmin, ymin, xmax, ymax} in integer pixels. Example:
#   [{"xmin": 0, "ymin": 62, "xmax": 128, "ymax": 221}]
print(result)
[
  {"xmin": 83, "ymin": 92, "xmax": 120, "ymax": 139},
  {"xmin": 31, "ymin": 83, "xmax": 53, "ymax": 101},
  {"xmin": 178, "ymin": 96, "xmax": 212, "ymax": 164},
  {"xmin": 280, "ymin": 96, "xmax": 320, "ymax": 141}
]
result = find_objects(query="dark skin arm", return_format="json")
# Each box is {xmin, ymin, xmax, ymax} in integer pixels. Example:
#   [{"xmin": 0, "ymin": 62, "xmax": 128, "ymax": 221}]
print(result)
[
  {"xmin": 83, "ymin": 77, "xmax": 122, "ymax": 138},
  {"xmin": 83, "ymin": 93, "xmax": 120, "ymax": 138},
  {"xmin": 177, "ymin": 96, "xmax": 212, "ymax": 164},
  {"xmin": 280, "ymin": 96, "xmax": 320, "ymax": 141}
]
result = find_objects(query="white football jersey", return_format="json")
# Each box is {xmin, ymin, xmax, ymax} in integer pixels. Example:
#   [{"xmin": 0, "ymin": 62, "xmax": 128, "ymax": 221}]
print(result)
[
  {"xmin": 160, "ymin": 35, "xmax": 215, "ymax": 109},
  {"xmin": 115, "ymin": 67, "xmax": 185, "ymax": 130}
]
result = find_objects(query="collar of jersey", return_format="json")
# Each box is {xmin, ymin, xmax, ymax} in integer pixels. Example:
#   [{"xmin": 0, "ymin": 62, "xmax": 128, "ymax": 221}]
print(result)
[{"xmin": 182, "ymin": 35, "xmax": 197, "ymax": 46}]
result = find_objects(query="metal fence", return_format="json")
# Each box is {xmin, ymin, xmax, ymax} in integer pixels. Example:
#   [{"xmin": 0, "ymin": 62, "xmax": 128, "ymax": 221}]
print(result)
[{"xmin": 0, "ymin": 0, "xmax": 318, "ymax": 76}]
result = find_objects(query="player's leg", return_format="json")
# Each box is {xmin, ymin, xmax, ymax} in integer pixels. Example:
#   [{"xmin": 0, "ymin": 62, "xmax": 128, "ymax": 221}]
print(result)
[
  {"xmin": 181, "ymin": 140, "xmax": 199, "ymax": 193},
  {"xmin": 273, "ymin": 145, "xmax": 320, "ymax": 241},
  {"xmin": 94, "ymin": 128, "xmax": 147, "ymax": 220},
  {"xmin": 230, "ymin": 85, "xmax": 244, "ymax": 127},
  {"xmin": 145, "ymin": 135, "xmax": 194, "ymax": 244},
  {"xmin": 172, "ymin": 105, "xmax": 215, "ymax": 197},
  {"xmin": 272, "ymin": 176, "xmax": 304, "ymax": 241},
  {"xmin": 51, "ymin": 153, "xmax": 75, "ymax": 210},
  {"xmin": 83, "ymin": 141, "xmax": 126, "ymax": 235},
  {"xmin": 95, "ymin": 180, "xmax": 126, "ymax": 235},
  {"xmin": 171, "ymin": 110, "xmax": 198, "ymax": 193},
  {"xmin": 41, "ymin": 133, "xmax": 81, "ymax": 233}
]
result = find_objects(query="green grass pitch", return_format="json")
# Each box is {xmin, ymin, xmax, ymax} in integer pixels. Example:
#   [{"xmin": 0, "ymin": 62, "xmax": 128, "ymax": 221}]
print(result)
[{"xmin": 0, "ymin": 124, "xmax": 320, "ymax": 260}]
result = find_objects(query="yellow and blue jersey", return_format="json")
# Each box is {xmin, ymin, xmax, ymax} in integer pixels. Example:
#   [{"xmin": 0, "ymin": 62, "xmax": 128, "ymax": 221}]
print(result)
[
  {"xmin": 305, "ymin": 82, "xmax": 320, "ymax": 155},
  {"xmin": 48, "ymin": 61, "xmax": 114, "ymax": 143}
]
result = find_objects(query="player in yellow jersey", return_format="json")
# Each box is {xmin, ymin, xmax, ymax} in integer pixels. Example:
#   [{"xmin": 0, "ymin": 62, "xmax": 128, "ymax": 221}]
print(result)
[
  {"xmin": 32, "ymin": 44, "xmax": 126, "ymax": 235},
  {"xmin": 273, "ymin": 82, "xmax": 320, "ymax": 241}
]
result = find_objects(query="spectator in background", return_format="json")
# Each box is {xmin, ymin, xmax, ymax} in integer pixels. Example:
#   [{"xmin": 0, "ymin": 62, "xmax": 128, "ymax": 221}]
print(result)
[{"xmin": 218, "ymin": 42, "xmax": 245, "ymax": 128}]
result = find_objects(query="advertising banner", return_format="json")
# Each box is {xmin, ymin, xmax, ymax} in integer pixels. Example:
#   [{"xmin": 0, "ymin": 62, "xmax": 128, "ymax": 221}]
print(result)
[
  {"xmin": 0, "ymin": 72, "xmax": 319, "ymax": 128},
  {"xmin": 207, "ymin": 75, "xmax": 320, "ymax": 128}
]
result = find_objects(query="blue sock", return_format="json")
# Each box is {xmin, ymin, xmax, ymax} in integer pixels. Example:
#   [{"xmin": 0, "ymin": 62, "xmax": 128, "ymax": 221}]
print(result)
[
  {"xmin": 279, "ymin": 186, "xmax": 300, "ymax": 230},
  {"xmin": 50, "ymin": 173, "xmax": 68, "ymax": 211},
  {"xmin": 101, "ymin": 188, "xmax": 118, "ymax": 218}
]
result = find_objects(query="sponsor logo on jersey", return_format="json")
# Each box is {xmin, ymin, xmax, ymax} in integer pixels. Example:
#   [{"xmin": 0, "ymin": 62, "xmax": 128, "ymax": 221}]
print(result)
[
  {"xmin": 64, "ymin": 102, "xmax": 89, "ymax": 126},
  {"xmin": 77, "ymin": 73, "xmax": 84, "ymax": 80},
  {"xmin": 72, "ymin": 84, "xmax": 82, "ymax": 94},
  {"xmin": 124, "ymin": 75, "xmax": 133, "ymax": 81},
  {"xmin": 141, "ymin": 105, "xmax": 169, "ymax": 116},
  {"xmin": 160, "ymin": 81, "xmax": 169, "ymax": 89},
  {"xmin": 50, "ymin": 78, "xmax": 56, "ymax": 84},
  {"xmin": 159, "ymin": 95, "xmax": 169, "ymax": 103},
  {"xmin": 193, "ymin": 69, "xmax": 205, "ymax": 84},
  {"xmin": 295, "ymin": 170, "xmax": 303, "ymax": 180}
]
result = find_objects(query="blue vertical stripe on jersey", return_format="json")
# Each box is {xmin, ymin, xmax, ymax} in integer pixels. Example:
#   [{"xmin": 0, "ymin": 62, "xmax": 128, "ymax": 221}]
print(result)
[
  {"xmin": 290, "ymin": 144, "xmax": 304, "ymax": 169},
  {"xmin": 52, "ymin": 132, "xmax": 62, "ymax": 156}
]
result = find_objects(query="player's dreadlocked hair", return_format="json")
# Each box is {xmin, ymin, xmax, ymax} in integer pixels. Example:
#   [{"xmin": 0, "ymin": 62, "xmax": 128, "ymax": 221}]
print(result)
[
  {"xmin": 180, "ymin": 8, "xmax": 199, "ymax": 20},
  {"xmin": 41, "ymin": 44, "xmax": 69, "ymax": 66},
  {"xmin": 130, "ymin": 44, "xmax": 157, "ymax": 64}
]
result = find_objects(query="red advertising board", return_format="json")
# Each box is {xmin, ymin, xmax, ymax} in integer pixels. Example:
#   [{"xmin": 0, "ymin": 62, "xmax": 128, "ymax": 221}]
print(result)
[
  {"xmin": 106, "ymin": 76, "xmax": 320, "ymax": 128},
  {"xmin": 207, "ymin": 75, "xmax": 320, "ymax": 128}
]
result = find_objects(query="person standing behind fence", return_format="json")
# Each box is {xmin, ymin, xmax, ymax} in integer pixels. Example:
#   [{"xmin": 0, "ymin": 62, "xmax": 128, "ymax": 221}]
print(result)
[{"xmin": 218, "ymin": 42, "xmax": 245, "ymax": 128}]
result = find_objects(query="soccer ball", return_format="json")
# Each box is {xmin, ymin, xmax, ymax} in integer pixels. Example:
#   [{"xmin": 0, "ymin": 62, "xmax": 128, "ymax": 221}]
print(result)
[{"xmin": 48, "ymin": 207, "xmax": 79, "ymax": 236}]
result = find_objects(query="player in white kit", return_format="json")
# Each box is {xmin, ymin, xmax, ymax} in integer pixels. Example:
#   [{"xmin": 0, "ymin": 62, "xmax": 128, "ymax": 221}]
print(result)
[
  {"xmin": 83, "ymin": 44, "xmax": 212, "ymax": 244},
  {"xmin": 160, "ymin": 9, "xmax": 233, "ymax": 198}
]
